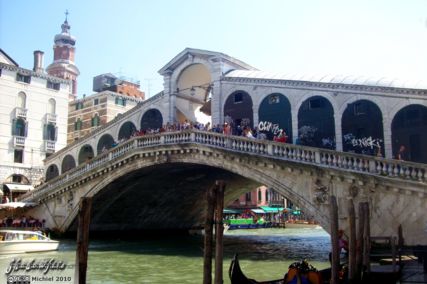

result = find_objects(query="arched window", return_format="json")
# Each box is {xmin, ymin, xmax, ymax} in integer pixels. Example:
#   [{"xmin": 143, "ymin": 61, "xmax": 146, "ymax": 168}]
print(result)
[
  {"xmin": 75, "ymin": 118, "xmax": 82, "ymax": 130},
  {"xmin": 91, "ymin": 114, "xmax": 100, "ymax": 127},
  {"xmin": 43, "ymin": 123, "xmax": 57, "ymax": 141},
  {"xmin": 17, "ymin": 92, "xmax": 26, "ymax": 108},
  {"xmin": 12, "ymin": 118, "xmax": 27, "ymax": 137},
  {"xmin": 48, "ymin": 98, "xmax": 56, "ymax": 114}
]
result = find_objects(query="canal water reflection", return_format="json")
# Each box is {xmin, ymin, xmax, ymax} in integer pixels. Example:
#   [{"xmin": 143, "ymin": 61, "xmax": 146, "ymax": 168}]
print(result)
[{"xmin": 0, "ymin": 227, "xmax": 331, "ymax": 284}]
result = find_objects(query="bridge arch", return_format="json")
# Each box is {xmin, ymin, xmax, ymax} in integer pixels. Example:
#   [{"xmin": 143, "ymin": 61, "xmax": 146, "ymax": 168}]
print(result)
[
  {"xmin": 118, "ymin": 121, "xmax": 137, "ymax": 140},
  {"xmin": 45, "ymin": 164, "xmax": 59, "ymax": 182},
  {"xmin": 258, "ymin": 93, "xmax": 292, "ymax": 141},
  {"xmin": 97, "ymin": 134, "xmax": 115, "ymax": 154},
  {"xmin": 61, "ymin": 155, "xmax": 76, "ymax": 174},
  {"xmin": 297, "ymin": 95, "xmax": 336, "ymax": 149},
  {"xmin": 61, "ymin": 150, "xmax": 330, "ymax": 233},
  {"xmin": 223, "ymin": 90, "xmax": 254, "ymax": 132},
  {"xmin": 78, "ymin": 145, "xmax": 94, "ymax": 165},
  {"xmin": 341, "ymin": 99, "xmax": 384, "ymax": 156},
  {"xmin": 140, "ymin": 109, "xmax": 163, "ymax": 131},
  {"xmin": 391, "ymin": 104, "xmax": 427, "ymax": 163}
]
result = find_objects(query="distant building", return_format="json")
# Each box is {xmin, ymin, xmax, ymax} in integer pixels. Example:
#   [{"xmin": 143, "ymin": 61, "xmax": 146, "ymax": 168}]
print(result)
[
  {"xmin": 46, "ymin": 14, "xmax": 79, "ymax": 101},
  {"xmin": 93, "ymin": 73, "xmax": 145, "ymax": 99},
  {"xmin": 67, "ymin": 91, "xmax": 143, "ymax": 145},
  {"xmin": 227, "ymin": 186, "xmax": 291, "ymax": 210},
  {"xmin": 0, "ymin": 49, "xmax": 71, "ymax": 199}
]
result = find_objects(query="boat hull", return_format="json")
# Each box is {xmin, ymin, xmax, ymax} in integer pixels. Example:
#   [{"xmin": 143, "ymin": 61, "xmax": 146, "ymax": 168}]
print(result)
[{"xmin": 0, "ymin": 240, "xmax": 59, "ymax": 254}]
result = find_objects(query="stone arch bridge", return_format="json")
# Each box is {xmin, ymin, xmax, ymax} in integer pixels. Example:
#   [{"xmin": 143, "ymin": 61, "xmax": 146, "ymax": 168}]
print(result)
[{"xmin": 20, "ymin": 130, "xmax": 427, "ymax": 245}]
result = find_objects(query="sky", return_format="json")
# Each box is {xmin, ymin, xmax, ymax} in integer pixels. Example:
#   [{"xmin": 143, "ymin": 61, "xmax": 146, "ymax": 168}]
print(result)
[{"xmin": 1, "ymin": 0, "xmax": 427, "ymax": 98}]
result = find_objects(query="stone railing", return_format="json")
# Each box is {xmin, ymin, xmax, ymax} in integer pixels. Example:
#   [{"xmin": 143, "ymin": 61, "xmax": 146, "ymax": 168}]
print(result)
[{"xmin": 20, "ymin": 130, "xmax": 427, "ymax": 202}]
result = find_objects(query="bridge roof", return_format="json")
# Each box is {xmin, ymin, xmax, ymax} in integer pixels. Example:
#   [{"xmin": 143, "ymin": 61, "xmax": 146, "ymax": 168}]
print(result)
[{"xmin": 225, "ymin": 70, "xmax": 427, "ymax": 91}]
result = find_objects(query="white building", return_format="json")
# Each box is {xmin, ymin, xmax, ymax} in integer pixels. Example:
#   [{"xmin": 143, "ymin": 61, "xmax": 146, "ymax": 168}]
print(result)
[{"xmin": 0, "ymin": 49, "xmax": 71, "ymax": 199}]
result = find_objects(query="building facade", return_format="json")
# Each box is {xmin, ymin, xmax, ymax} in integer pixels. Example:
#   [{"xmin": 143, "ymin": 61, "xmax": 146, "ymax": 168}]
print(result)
[
  {"xmin": 46, "ymin": 15, "xmax": 79, "ymax": 101},
  {"xmin": 0, "ymin": 49, "xmax": 71, "ymax": 199},
  {"xmin": 93, "ymin": 73, "xmax": 145, "ymax": 99},
  {"xmin": 67, "ymin": 91, "xmax": 143, "ymax": 145}
]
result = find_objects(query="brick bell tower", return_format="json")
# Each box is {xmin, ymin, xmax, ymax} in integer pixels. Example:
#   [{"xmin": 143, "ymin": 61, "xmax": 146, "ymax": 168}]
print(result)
[{"xmin": 46, "ymin": 11, "xmax": 80, "ymax": 101}]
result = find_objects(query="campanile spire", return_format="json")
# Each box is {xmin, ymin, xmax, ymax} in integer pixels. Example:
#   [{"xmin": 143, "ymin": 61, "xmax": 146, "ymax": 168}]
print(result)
[{"xmin": 46, "ymin": 11, "xmax": 80, "ymax": 100}]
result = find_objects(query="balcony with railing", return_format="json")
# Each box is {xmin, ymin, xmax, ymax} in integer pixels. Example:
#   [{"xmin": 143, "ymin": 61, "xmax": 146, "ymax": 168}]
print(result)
[
  {"xmin": 45, "ymin": 113, "xmax": 57, "ymax": 124},
  {"xmin": 44, "ymin": 140, "xmax": 56, "ymax": 153},
  {"xmin": 14, "ymin": 107, "xmax": 28, "ymax": 119},
  {"xmin": 13, "ymin": 136, "xmax": 25, "ymax": 148}
]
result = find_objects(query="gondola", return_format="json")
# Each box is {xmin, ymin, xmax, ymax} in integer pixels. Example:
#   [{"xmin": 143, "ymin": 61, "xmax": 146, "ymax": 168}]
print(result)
[
  {"xmin": 229, "ymin": 254, "xmax": 333, "ymax": 284},
  {"xmin": 228, "ymin": 254, "xmax": 284, "ymax": 283}
]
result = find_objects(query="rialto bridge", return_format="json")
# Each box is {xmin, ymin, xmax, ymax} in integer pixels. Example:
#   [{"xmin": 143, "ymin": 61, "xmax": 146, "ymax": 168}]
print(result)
[{"xmin": 16, "ymin": 48, "xmax": 427, "ymax": 245}]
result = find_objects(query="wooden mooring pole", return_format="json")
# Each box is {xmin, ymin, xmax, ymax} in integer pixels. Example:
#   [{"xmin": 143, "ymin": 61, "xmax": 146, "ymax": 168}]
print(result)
[
  {"xmin": 348, "ymin": 199, "xmax": 357, "ymax": 283},
  {"xmin": 214, "ymin": 180, "xmax": 225, "ymax": 284},
  {"xmin": 362, "ymin": 202, "xmax": 371, "ymax": 273},
  {"xmin": 203, "ymin": 184, "xmax": 217, "ymax": 284},
  {"xmin": 329, "ymin": 195, "xmax": 339, "ymax": 284},
  {"xmin": 74, "ymin": 197, "xmax": 92, "ymax": 284},
  {"xmin": 356, "ymin": 202, "xmax": 365, "ymax": 280}
]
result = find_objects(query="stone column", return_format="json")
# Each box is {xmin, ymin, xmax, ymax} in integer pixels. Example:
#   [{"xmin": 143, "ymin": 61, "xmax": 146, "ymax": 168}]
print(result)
[
  {"xmin": 334, "ymin": 113, "xmax": 343, "ymax": 151},
  {"xmin": 291, "ymin": 107, "xmax": 299, "ymax": 144},
  {"xmin": 382, "ymin": 115, "xmax": 393, "ymax": 159}
]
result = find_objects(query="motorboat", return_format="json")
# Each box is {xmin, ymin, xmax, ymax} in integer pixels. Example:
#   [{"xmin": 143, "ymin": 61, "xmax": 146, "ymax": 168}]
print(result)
[{"xmin": 0, "ymin": 229, "xmax": 59, "ymax": 254}]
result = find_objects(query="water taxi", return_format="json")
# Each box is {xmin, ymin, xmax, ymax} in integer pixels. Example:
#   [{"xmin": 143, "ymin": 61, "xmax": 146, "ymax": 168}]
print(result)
[{"xmin": 0, "ymin": 229, "xmax": 59, "ymax": 254}]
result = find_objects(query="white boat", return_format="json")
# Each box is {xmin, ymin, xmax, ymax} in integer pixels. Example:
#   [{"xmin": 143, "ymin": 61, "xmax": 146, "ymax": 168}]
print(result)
[{"xmin": 0, "ymin": 229, "xmax": 59, "ymax": 254}]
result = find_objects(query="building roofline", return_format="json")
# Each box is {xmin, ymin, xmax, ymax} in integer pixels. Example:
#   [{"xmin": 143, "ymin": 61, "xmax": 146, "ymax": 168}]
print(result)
[
  {"xmin": 0, "ymin": 49, "xmax": 19, "ymax": 67},
  {"xmin": 0, "ymin": 62, "xmax": 71, "ymax": 84}
]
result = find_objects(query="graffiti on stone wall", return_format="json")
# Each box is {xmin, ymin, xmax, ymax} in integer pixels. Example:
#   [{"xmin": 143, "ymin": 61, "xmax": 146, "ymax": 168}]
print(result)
[
  {"xmin": 343, "ymin": 133, "xmax": 382, "ymax": 149},
  {"xmin": 258, "ymin": 121, "xmax": 283, "ymax": 135}
]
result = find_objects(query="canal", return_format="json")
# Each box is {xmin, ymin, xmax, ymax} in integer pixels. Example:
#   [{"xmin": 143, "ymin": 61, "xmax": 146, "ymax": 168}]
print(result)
[{"xmin": 0, "ymin": 227, "xmax": 331, "ymax": 283}]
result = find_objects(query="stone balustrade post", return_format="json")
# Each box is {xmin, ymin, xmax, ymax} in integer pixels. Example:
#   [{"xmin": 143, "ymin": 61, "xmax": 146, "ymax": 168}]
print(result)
[
  {"xmin": 267, "ymin": 144, "xmax": 273, "ymax": 155},
  {"xmin": 190, "ymin": 132, "xmax": 195, "ymax": 142},
  {"xmin": 160, "ymin": 135, "xmax": 165, "ymax": 145},
  {"xmin": 315, "ymin": 151, "xmax": 321, "ymax": 163}
]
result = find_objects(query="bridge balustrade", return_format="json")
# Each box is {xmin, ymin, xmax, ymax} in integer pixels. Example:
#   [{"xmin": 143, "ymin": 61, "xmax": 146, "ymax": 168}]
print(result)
[{"xmin": 19, "ymin": 130, "xmax": 426, "ymax": 203}]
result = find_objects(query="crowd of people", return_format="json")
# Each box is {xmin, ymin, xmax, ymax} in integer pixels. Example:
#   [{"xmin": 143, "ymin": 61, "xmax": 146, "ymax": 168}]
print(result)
[
  {"xmin": 0, "ymin": 215, "xmax": 46, "ymax": 228},
  {"xmin": 108, "ymin": 120, "xmax": 289, "ymax": 149}
]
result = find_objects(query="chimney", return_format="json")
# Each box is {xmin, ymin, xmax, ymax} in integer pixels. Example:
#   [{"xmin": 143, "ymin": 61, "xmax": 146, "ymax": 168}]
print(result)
[{"xmin": 33, "ymin": 50, "xmax": 44, "ymax": 72}]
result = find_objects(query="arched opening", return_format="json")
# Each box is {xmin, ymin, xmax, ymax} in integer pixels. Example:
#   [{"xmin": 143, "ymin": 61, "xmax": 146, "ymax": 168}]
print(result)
[
  {"xmin": 97, "ymin": 134, "xmax": 115, "ymax": 154},
  {"xmin": 140, "ymin": 109, "xmax": 163, "ymax": 131},
  {"xmin": 78, "ymin": 145, "xmax": 95, "ymax": 164},
  {"xmin": 258, "ymin": 93, "xmax": 292, "ymax": 141},
  {"xmin": 46, "ymin": 164, "xmax": 59, "ymax": 181},
  {"xmin": 175, "ymin": 63, "xmax": 212, "ymax": 123},
  {"xmin": 17, "ymin": 92, "xmax": 26, "ymax": 108},
  {"xmin": 118, "ymin": 121, "xmax": 136, "ymax": 141},
  {"xmin": 48, "ymin": 98, "xmax": 56, "ymax": 114},
  {"xmin": 298, "ymin": 96, "xmax": 335, "ymax": 149},
  {"xmin": 62, "ymin": 155, "xmax": 76, "ymax": 174},
  {"xmin": 342, "ymin": 100, "xmax": 384, "ymax": 156},
  {"xmin": 224, "ymin": 91, "xmax": 253, "ymax": 134},
  {"xmin": 392, "ymin": 104, "xmax": 427, "ymax": 163}
]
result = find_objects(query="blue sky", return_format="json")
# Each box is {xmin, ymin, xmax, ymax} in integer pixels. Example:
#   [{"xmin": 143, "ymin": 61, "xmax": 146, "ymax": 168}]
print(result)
[{"xmin": 1, "ymin": 0, "xmax": 426, "ymax": 98}]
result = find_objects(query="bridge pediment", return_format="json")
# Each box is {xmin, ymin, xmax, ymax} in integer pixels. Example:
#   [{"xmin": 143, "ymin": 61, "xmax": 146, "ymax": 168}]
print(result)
[{"xmin": 158, "ymin": 48, "xmax": 256, "ymax": 77}]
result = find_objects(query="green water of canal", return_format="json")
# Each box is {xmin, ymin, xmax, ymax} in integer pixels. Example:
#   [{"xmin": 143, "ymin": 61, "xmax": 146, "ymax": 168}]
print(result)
[{"xmin": 0, "ymin": 227, "xmax": 331, "ymax": 284}]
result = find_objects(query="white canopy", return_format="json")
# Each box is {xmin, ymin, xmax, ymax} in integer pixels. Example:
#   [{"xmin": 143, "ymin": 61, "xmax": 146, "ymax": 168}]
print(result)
[
  {"xmin": 4, "ymin": 183, "xmax": 34, "ymax": 192},
  {"xmin": 0, "ymin": 202, "xmax": 37, "ymax": 210}
]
